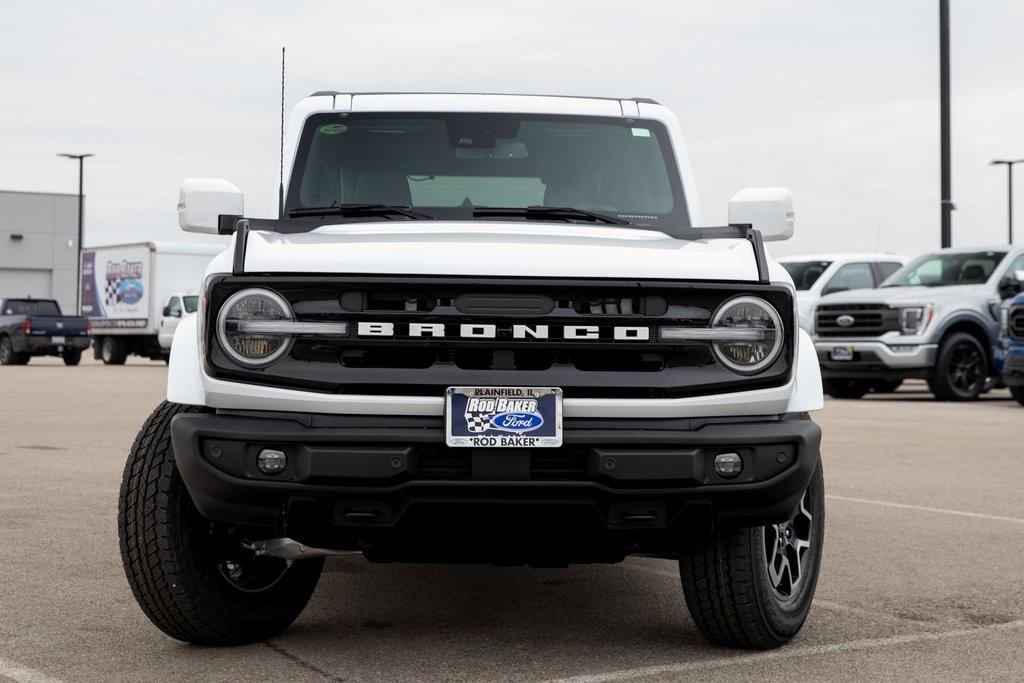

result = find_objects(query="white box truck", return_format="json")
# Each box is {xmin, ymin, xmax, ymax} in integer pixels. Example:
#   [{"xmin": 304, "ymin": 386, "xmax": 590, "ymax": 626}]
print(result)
[{"xmin": 81, "ymin": 242, "xmax": 222, "ymax": 363}]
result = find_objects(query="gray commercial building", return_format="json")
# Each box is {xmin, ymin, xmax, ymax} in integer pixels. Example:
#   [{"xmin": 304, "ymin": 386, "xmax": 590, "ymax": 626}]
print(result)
[{"xmin": 0, "ymin": 190, "xmax": 81, "ymax": 313}]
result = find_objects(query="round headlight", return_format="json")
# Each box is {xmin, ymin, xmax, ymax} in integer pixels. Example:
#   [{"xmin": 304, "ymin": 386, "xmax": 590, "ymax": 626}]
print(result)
[
  {"xmin": 711, "ymin": 296, "xmax": 784, "ymax": 374},
  {"xmin": 216, "ymin": 288, "xmax": 293, "ymax": 366}
]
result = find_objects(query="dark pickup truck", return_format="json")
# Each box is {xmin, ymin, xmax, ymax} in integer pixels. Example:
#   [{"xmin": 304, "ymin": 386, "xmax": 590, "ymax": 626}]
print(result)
[{"xmin": 0, "ymin": 298, "xmax": 91, "ymax": 366}]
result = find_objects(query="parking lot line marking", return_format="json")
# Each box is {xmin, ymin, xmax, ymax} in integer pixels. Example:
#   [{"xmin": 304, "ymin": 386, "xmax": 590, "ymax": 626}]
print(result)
[
  {"xmin": 0, "ymin": 656, "xmax": 61, "ymax": 683},
  {"xmin": 546, "ymin": 619, "xmax": 1024, "ymax": 683},
  {"xmin": 827, "ymin": 495, "xmax": 1024, "ymax": 525}
]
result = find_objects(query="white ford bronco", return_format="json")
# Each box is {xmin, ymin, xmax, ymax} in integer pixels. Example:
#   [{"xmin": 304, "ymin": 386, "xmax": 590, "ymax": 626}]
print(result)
[{"xmin": 118, "ymin": 92, "xmax": 824, "ymax": 649}]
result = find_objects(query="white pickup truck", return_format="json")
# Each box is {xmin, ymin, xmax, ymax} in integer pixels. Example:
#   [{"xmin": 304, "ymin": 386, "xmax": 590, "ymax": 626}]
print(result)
[{"xmin": 117, "ymin": 92, "xmax": 824, "ymax": 649}]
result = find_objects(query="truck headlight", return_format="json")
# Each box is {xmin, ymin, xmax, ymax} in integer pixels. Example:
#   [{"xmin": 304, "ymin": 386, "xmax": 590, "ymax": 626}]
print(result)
[
  {"xmin": 216, "ymin": 288, "xmax": 293, "ymax": 366},
  {"xmin": 709, "ymin": 296, "xmax": 784, "ymax": 374},
  {"xmin": 898, "ymin": 305, "xmax": 933, "ymax": 336}
]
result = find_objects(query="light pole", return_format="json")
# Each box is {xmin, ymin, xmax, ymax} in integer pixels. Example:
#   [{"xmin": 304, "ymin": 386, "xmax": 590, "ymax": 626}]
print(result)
[
  {"xmin": 990, "ymin": 159, "xmax": 1023, "ymax": 245},
  {"xmin": 58, "ymin": 153, "xmax": 93, "ymax": 312},
  {"xmin": 939, "ymin": 0, "xmax": 953, "ymax": 248}
]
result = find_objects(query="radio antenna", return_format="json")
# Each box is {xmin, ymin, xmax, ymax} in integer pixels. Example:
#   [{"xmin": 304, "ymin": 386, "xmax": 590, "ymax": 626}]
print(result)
[{"xmin": 278, "ymin": 46, "xmax": 286, "ymax": 218}]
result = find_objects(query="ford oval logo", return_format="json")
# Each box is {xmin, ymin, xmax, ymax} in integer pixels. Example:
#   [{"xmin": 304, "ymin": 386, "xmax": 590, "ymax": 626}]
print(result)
[
  {"xmin": 836, "ymin": 314, "xmax": 856, "ymax": 328},
  {"xmin": 490, "ymin": 411, "xmax": 544, "ymax": 433}
]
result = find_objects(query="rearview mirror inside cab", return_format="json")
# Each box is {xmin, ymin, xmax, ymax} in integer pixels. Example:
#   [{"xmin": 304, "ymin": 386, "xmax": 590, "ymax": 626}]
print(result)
[{"xmin": 727, "ymin": 188, "xmax": 795, "ymax": 241}]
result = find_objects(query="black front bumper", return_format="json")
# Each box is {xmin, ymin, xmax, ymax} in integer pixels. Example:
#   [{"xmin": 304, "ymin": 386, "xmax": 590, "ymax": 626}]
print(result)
[
  {"xmin": 1002, "ymin": 348, "xmax": 1024, "ymax": 387},
  {"xmin": 170, "ymin": 411, "xmax": 821, "ymax": 563}
]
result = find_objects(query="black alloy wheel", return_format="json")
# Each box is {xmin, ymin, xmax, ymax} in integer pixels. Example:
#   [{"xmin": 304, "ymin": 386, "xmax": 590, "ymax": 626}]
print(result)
[{"xmin": 929, "ymin": 332, "xmax": 987, "ymax": 401}]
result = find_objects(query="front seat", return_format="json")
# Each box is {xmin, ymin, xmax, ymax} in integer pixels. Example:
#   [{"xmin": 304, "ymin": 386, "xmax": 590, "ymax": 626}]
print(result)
[{"xmin": 960, "ymin": 264, "xmax": 986, "ymax": 283}]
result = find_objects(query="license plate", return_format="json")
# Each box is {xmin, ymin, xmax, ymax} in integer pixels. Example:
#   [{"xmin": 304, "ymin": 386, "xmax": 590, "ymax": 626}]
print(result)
[
  {"xmin": 445, "ymin": 387, "xmax": 562, "ymax": 448},
  {"xmin": 51, "ymin": 336, "xmax": 66, "ymax": 344},
  {"xmin": 831, "ymin": 345, "xmax": 854, "ymax": 361}
]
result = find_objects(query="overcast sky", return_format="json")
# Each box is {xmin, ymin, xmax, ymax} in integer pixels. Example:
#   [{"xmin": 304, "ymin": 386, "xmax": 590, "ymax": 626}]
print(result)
[{"xmin": 2, "ymin": 0, "xmax": 1022, "ymax": 257}]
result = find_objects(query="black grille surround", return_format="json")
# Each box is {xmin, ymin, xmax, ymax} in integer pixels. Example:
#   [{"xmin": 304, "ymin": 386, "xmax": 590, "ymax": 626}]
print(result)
[
  {"xmin": 815, "ymin": 303, "xmax": 899, "ymax": 338},
  {"xmin": 1010, "ymin": 306, "xmax": 1024, "ymax": 341},
  {"xmin": 204, "ymin": 275, "xmax": 795, "ymax": 399}
]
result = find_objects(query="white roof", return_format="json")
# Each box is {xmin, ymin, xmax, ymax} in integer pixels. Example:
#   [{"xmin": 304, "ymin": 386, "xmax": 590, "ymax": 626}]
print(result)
[
  {"xmin": 778, "ymin": 253, "xmax": 906, "ymax": 263},
  {"xmin": 306, "ymin": 91, "xmax": 648, "ymax": 116},
  {"xmin": 926, "ymin": 245, "xmax": 1021, "ymax": 254}
]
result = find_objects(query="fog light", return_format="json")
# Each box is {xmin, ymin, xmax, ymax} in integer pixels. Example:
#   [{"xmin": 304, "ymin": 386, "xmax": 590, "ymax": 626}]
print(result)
[
  {"xmin": 713, "ymin": 452, "xmax": 743, "ymax": 478},
  {"xmin": 257, "ymin": 449, "xmax": 287, "ymax": 475}
]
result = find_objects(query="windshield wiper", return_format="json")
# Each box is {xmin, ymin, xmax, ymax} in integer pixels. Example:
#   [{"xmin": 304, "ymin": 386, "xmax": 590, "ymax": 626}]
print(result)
[
  {"xmin": 288, "ymin": 204, "xmax": 434, "ymax": 220},
  {"xmin": 473, "ymin": 205, "xmax": 630, "ymax": 226}
]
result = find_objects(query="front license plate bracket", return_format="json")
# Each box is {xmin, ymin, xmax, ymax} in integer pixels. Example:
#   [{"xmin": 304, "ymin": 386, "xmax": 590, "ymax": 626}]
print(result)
[{"xmin": 445, "ymin": 386, "xmax": 562, "ymax": 448}]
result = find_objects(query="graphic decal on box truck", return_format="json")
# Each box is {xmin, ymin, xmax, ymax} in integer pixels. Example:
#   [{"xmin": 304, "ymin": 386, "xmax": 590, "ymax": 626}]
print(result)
[
  {"xmin": 80, "ymin": 251, "xmax": 102, "ymax": 317},
  {"xmin": 83, "ymin": 246, "xmax": 150, "ymax": 329}
]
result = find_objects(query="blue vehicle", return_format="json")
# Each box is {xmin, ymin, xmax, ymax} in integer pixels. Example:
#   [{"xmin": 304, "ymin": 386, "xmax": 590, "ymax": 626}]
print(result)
[
  {"xmin": 996, "ymin": 293, "xmax": 1024, "ymax": 405},
  {"xmin": 0, "ymin": 298, "xmax": 91, "ymax": 365}
]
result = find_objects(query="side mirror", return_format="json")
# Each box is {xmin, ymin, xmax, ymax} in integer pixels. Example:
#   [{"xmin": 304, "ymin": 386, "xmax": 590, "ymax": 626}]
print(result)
[
  {"xmin": 727, "ymin": 188, "xmax": 795, "ymax": 242},
  {"xmin": 177, "ymin": 178, "xmax": 244, "ymax": 234},
  {"xmin": 999, "ymin": 276, "xmax": 1023, "ymax": 300},
  {"xmin": 162, "ymin": 305, "xmax": 172, "ymax": 317}
]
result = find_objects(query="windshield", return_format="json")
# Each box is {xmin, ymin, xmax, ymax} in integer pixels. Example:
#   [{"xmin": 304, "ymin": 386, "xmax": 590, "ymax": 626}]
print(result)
[
  {"xmin": 183, "ymin": 296, "xmax": 199, "ymax": 314},
  {"xmin": 286, "ymin": 112, "xmax": 689, "ymax": 229},
  {"xmin": 883, "ymin": 251, "xmax": 1007, "ymax": 287},
  {"xmin": 3, "ymin": 299, "xmax": 61, "ymax": 316},
  {"xmin": 781, "ymin": 261, "xmax": 832, "ymax": 291}
]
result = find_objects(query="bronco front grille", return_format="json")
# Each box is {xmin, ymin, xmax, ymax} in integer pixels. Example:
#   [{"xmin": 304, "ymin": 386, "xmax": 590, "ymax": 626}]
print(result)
[
  {"xmin": 204, "ymin": 276, "xmax": 794, "ymax": 399},
  {"xmin": 815, "ymin": 303, "xmax": 899, "ymax": 338}
]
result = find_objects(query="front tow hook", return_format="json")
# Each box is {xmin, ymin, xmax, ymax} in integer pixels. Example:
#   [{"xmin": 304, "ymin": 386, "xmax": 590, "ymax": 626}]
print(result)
[{"xmin": 244, "ymin": 537, "xmax": 357, "ymax": 560}]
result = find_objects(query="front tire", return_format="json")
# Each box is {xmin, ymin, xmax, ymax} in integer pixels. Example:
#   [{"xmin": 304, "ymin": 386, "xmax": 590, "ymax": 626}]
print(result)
[
  {"xmin": 679, "ymin": 463, "xmax": 825, "ymax": 649},
  {"xmin": 100, "ymin": 336, "xmax": 127, "ymax": 365},
  {"xmin": 118, "ymin": 401, "xmax": 324, "ymax": 645},
  {"xmin": 62, "ymin": 348, "xmax": 82, "ymax": 366},
  {"xmin": 1010, "ymin": 385, "xmax": 1024, "ymax": 406},
  {"xmin": 928, "ymin": 332, "xmax": 986, "ymax": 401}
]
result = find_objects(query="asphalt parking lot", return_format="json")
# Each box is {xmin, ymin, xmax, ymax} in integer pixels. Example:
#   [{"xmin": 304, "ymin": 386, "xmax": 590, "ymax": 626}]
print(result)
[{"xmin": 2, "ymin": 358, "xmax": 1023, "ymax": 682}]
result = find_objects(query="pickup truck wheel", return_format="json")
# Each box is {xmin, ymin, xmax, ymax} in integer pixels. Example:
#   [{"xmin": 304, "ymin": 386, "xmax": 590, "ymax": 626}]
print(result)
[
  {"xmin": 1010, "ymin": 386, "xmax": 1024, "ymax": 406},
  {"xmin": 928, "ymin": 332, "xmax": 986, "ymax": 401},
  {"xmin": 100, "ymin": 336, "xmax": 127, "ymax": 365},
  {"xmin": 0, "ymin": 336, "xmax": 29, "ymax": 365},
  {"xmin": 118, "ymin": 401, "xmax": 324, "ymax": 645},
  {"xmin": 822, "ymin": 378, "xmax": 869, "ymax": 399},
  {"xmin": 679, "ymin": 463, "xmax": 824, "ymax": 649},
  {"xmin": 62, "ymin": 348, "xmax": 82, "ymax": 366}
]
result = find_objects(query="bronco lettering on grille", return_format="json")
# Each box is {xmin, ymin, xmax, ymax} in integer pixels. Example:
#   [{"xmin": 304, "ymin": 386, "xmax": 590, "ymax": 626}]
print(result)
[{"xmin": 355, "ymin": 322, "xmax": 650, "ymax": 341}]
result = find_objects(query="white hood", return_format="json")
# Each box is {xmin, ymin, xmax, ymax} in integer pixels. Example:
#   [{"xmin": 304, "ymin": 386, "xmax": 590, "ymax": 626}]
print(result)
[{"xmin": 239, "ymin": 222, "xmax": 763, "ymax": 281}]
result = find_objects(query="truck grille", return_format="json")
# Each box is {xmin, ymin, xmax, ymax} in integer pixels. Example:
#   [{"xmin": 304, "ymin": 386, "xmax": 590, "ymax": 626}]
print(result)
[
  {"xmin": 205, "ymin": 276, "xmax": 794, "ymax": 399},
  {"xmin": 815, "ymin": 304, "xmax": 899, "ymax": 338},
  {"xmin": 1010, "ymin": 307, "xmax": 1024, "ymax": 341}
]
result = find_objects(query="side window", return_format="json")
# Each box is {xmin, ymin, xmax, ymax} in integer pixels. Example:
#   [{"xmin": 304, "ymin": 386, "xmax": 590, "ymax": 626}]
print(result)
[
  {"xmin": 875, "ymin": 261, "xmax": 903, "ymax": 283},
  {"xmin": 1006, "ymin": 255, "xmax": 1024, "ymax": 280},
  {"xmin": 167, "ymin": 297, "xmax": 182, "ymax": 317},
  {"xmin": 1002, "ymin": 255, "xmax": 1024, "ymax": 299},
  {"xmin": 823, "ymin": 263, "xmax": 875, "ymax": 295}
]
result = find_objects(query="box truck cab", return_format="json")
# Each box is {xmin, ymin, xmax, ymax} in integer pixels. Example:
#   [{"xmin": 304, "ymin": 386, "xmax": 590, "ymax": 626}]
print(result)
[{"xmin": 81, "ymin": 242, "xmax": 221, "ymax": 363}]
